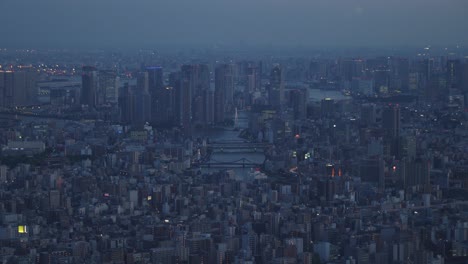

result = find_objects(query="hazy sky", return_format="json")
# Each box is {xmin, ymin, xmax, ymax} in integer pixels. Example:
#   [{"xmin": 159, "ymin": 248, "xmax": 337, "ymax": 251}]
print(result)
[{"xmin": 1, "ymin": 0, "xmax": 467, "ymax": 49}]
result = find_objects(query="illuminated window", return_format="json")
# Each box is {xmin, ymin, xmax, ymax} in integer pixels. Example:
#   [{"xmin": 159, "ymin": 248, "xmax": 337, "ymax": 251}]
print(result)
[{"xmin": 18, "ymin": 225, "xmax": 28, "ymax": 234}]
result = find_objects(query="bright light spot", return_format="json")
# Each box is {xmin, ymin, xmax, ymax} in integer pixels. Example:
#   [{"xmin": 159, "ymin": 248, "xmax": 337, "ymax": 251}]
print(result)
[{"xmin": 18, "ymin": 226, "xmax": 27, "ymax": 234}]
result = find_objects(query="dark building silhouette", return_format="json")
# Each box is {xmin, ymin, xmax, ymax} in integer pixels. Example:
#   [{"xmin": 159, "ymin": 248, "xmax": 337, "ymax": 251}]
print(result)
[
  {"xmin": 0, "ymin": 70, "xmax": 37, "ymax": 107},
  {"xmin": 98, "ymin": 70, "xmax": 119, "ymax": 104},
  {"xmin": 290, "ymin": 89, "xmax": 308, "ymax": 120},
  {"xmin": 131, "ymin": 72, "xmax": 152, "ymax": 126},
  {"xmin": 382, "ymin": 104, "xmax": 400, "ymax": 139},
  {"xmin": 81, "ymin": 66, "xmax": 98, "ymax": 107},
  {"xmin": 269, "ymin": 65, "xmax": 284, "ymax": 108},
  {"xmin": 446, "ymin": 59, "xmax": 462, "ymax": 89}
]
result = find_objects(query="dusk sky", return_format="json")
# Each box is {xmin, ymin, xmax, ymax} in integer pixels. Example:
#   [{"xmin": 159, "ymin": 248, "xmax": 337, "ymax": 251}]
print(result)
[{"xmin": 1, "ymin": 0, "xmax": 467, "ymax": 49}]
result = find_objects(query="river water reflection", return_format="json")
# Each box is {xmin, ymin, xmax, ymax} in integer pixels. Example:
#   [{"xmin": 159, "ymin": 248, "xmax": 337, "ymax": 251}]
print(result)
[{"xmin": 193, "ymin": 111, "xmax": 265, "ymax": 177}]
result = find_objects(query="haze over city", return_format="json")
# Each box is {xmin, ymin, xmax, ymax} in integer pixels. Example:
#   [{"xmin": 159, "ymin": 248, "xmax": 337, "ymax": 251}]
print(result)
[{"xmin": 1, "ymin": 0, "xmax": 468, "ymax": 49}]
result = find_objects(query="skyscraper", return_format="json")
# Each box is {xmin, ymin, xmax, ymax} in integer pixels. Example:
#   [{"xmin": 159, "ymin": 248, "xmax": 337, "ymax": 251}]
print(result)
[
  {"xmin": 146, "ymin": 66, "xmax": 166, "ymax": 125},
  {"xmin": 181, "ymin": 64, "xmax": 210, "ymax": 99},
  {"xmin": 214, "ymin": 64, "xmax": 236, "ymax": 124},
  {"xmin": 131, "ymin": 72, "xmax": 151, "ymax": 126},
  {"xmin": 0, "ymin": 70, "xmax": 37, "ymax": 107},
  {"xmin": 269, "ymin": 65, "xmax": 284, "ymax": 108},
  {"xmin": 215, "ymin": 64, "xmax": 236, "ymax": 106},
  {"xmin": 99, "ymin": 70, "xmax": 119, "ymax": 104},
  {"xmin": 81, "ymin": 66, "xmax": 98, "ymax": 107},
  {"xmin": 290, "ymin": 89, "xmax": 308, "ymax": 120},
  {"xmin": 446, "ymin": 59, "xmax": 462, "ymax": 89},
  {"xmin": 382, "ymin": 104, "xmax": 400, "ymax": 139},
  {"xmin": 246, "ymin": 66, "xmax": 260, "ymax": 93}
]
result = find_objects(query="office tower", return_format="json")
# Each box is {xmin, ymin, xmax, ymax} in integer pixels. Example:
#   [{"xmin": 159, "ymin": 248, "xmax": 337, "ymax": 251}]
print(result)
[
  {"xmin": 81, "ymin": 66, "xmax": 98, "ymax": 107},
  {"xmin": 169, "ymin": 72, "xmax": 182, "ymax": 125},
  {"xmin": 290, "ymin": 89, "xmax": 308, "ymax": 120},
  {"xmin": 215, "ymin": 64, "xmax": 236, "ymax": 105},
  {"xmin": 419, "ymin": 58, "xmax": 434, "ymax": 82},
  {"xmin": 0, "ymin": 71, "xmax": 5, "ymax": 107},
  {"xmin": 193, "ymin": 89, "xmax": 215, "ymax": 126},
  {"xmin": 99, "ymin": 70, "xmax": 119, "ymax": 104},
  {"xmin": 131, "ymin": 72, "xmax": 151, "ymax": 126},
  {"xmin": 401, "ymin": 157, "xmax": 430, "ymax": 190},
  {"xmin": 176, "ymin": 64, "xmax": 211, "ymax": 132},
  {"xmin": 446, "ymin": 59, "xmax": 462, "ymax": 89},
  {"xmin": 0, "ymin": 70, "xmax": 13, "ymax": 108},
  {"xmin": 119, "ymin": 83, "xmax": 132, "ymax": 124},
  {"xmin": 382, "ymin": 104, "xmax": 400, "ymax": 139},
  {"xmin": 203, "ymin": 89, "xmax": 215, "ymax": 125},
  {"xmin": 462, "ymin": 63, "xmax": 468, "ymax": 92},
  {"xmin": 180, "ymin": 72, "xmax": 192, "ymax": 134},
  {"xmin": 382, "ymin": 104, "xmax": 401, "ymax": 157},
  {"xmin": 181, "ymin": 64, "xmax": 210, "ymax": 98},
  {"xmin": 246, "ymin": 66, "xmax": 259, "ymax": 93},
  {"xmin": 269, "ymin": 65, "xmax": 284, "ymax": 108},
  {"xmin": 214, "ymin": 75, "xmax": 225, "ymax": 124},
  {"xmin": 147, "ymin": 66, "xmax": 164, "ymax": 94},
  {"xmin": 0, "ymin": 70, "xmax": 37, "ymax": 107},
  {"xmin": 146, "ymin": 66, "xmax": 165, "ymax": 125}
]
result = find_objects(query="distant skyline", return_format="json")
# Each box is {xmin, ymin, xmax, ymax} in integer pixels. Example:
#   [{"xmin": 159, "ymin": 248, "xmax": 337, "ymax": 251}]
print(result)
[{"xmin": 1, "ymin": 0, "xmax": 468, "ymax": 49}]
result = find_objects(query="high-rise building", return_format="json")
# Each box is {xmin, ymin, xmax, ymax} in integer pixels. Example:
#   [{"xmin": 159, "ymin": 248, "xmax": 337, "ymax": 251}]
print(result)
[
  {"xmin": 131, "ymin": 72, "xmax": 151, "ymax": 126},
  {"xmin": 214, "ymin": 64, "xmax": 237, "ymax": 123},
  {"xmin": 382, "ymin": 104, "xmax": 400, "ymax": 139},
  {"xmin": 462, "ymin": 62, "xmax": 468, "ymax": 93},
  {"xmin": 290, "ymin": 89, "xmax": 308, "ymax": 120},
  {"xmin": 99, "ymin": 70, "xmax": 119, "ymax": 104},
  {"xmin": 401, "ymin": 157, "xmax": 430, "ymax": 190},
  {"xmin": 0, "ymin": 70, "xmax": 14, "ymax": 108},
  {"xmin": 215, "ymin": 64, "xmax": 236, "ymax": 105},
  {"xmin": 81, "ymin": 66, "xmax": 98, "ymax": 107},
  {"xmin": 181, "ymin": 64, "xmax": 210, "ymax": 98},
  {"xmin": 146, "ymin": 66, "xmax": 167, "ymax": 125},
  {"xmin": 180, "ymin": 72, "xmax": 193, "ymax": 134},
  {"xmin": 419, "ymin": 58, "xmax": 434, "ymax": 82},
  {"xmin": 175, "ymin": 64, "xmax": 212, "ymax": 133},
  {"xmin": 269, "ymin": 65, "xmax": 284, "ymax": 108},
  {"xmin": 246, "ymin": 66, "xmax": 260, "ymax": 93},
  {"xmin": 446, "ymin": 59, "xmax": 462, "ymax": 89},
  {"xmin": 0, "ymin": 70, "xmax": 37, "ymax": 107},
  {"xmin": 119, "ymin": 82, "xmax": 132, "ymax": 124}
]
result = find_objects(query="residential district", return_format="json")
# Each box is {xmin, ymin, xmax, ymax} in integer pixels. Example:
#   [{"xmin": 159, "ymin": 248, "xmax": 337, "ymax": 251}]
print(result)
[{"xmin": 0, "ymin": 48, "xmax": 468, "ymax": 264}]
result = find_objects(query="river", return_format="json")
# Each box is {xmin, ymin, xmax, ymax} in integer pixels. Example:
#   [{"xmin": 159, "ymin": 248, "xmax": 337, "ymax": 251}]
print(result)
[{"xmin": 194, "ymin": 110, "xmax": 265, "ymax": 177}]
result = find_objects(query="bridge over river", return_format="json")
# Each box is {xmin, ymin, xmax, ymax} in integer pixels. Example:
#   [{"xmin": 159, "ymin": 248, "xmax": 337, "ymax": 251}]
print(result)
[
  {"xmin": 207, "ymin": 140, "xmax": 269, "ymax": 153},
  {"xmin": 196, "ymin": 157, "xmax": 262, "ymax": 168}
]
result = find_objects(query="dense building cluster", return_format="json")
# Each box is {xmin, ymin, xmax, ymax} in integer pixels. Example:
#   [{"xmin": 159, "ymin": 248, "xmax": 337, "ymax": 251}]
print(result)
[{"xmin": 0, "ymin": 48, "xmax": 468, "ymax": 263}]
